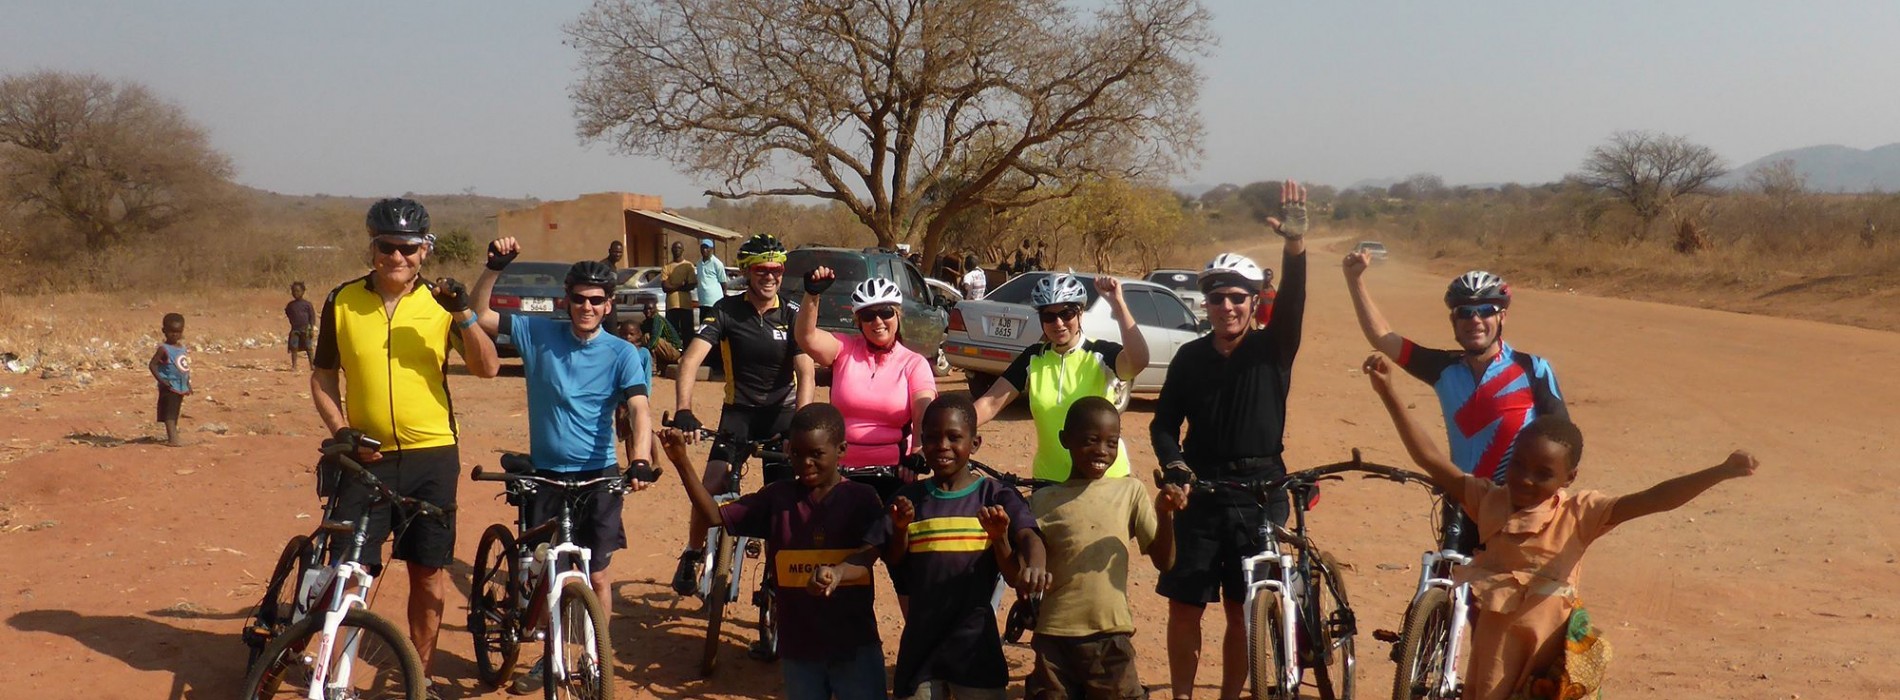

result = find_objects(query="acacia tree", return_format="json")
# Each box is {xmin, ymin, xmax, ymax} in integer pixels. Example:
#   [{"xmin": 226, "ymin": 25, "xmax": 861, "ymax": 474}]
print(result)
[
  {"xmin": 567, "ymin": 0, "xmax": 1212, "ymax": 268},
  {"xmin": 1575, "ymin": 130, "xmax": 1726, "ymax": 243},
  {"xmin": 0, "ymin": 71, "xmax": 234, "ymax": 249}
]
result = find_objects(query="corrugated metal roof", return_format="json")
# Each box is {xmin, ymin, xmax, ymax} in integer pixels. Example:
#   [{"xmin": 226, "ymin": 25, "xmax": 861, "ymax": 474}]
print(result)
[{"xmin": 629, "ymin": 209, "xmax": 745, "ymax": 241}]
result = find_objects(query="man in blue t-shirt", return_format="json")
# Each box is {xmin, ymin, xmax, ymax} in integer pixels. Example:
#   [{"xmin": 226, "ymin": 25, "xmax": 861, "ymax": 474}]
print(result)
[
  {"xmin": 1344, "ymin": 256, "xmax": 1566, "ymax": 552},
  {"xmin": 694, "ymin": 238, "xmax": 726, "ymax": 323},
  {"xmin": 473, "ymin": 238, "xmax": 657, "ymax": 610}
]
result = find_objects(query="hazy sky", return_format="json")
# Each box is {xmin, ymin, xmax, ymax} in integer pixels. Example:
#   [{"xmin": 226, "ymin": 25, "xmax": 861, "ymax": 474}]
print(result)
[{"xmin": 4, "ymin": 0, "xmax": 1894, "ymax": 203}]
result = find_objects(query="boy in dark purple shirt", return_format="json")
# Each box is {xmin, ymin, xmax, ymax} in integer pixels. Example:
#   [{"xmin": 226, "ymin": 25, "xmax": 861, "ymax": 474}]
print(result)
[
  {"xmin": 661, "ymin": 403, "xmax": 887, "ymax": 700},
  {"xmin": 285, "ymin": 281, "xmax": 316, "ymax": 371}
]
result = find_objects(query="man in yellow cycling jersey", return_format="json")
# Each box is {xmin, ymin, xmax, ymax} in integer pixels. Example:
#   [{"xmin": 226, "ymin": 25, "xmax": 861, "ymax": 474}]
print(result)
[{"xmin": 310, "ymin": 198, "xmax": 499, "ymax": 687}]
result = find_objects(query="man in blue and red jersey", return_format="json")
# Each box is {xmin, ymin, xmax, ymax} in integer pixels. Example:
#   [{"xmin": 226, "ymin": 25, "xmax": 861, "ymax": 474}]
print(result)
[{"xmin": 1343, "ymin": 256, "xmax": 1566, "ymax": 553}]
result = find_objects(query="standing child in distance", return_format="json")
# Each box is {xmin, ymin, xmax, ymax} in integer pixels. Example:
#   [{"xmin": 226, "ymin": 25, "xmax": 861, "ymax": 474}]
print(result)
[
  {"xmin": 1365, "ymin": 354, "xmax": 1757, "ymax": 700},
  {"xmin": 1028, "ymin": 396, "xmax": 1186, "ymax": 700},
  {"xmin": 285, "ymin": 281, "xmax": 316, "ymax": 371},
  {"xmin": 148, "ymin": 312, "xmax": 191, "ymax": 446},
  {"xmin": 859, "ymin": 394, "xmax": 1045, "ymax": 700},
  {"xmin": 659, "ymin": 403, "xmax": 889, "ymax": 700},
  {"xmin": 616, "ymin": 320, "xmax": 656, "ymax": 466}
]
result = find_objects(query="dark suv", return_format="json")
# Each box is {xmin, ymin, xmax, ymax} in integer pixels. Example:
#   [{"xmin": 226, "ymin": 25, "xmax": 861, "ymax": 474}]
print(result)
[{"xmin": 784, "ymin": 246, "xmax": 952, "ymax": 376}]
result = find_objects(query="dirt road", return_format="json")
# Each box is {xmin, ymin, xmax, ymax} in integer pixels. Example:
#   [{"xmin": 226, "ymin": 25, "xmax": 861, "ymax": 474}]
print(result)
[{"xmin": 2, "ymin": 242, "xmax": 1895, "ymax": 699}]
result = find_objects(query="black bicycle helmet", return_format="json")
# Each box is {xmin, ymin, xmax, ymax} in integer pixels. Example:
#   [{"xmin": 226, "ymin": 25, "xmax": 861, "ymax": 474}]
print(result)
[
  {"xmin": 365, "ymin": 198, "xmax": 430, "ymax": 236},
  {"xmin": 1445, "ymin": 270, "xmax": 1511, "ymax": 308},
  {"xmin": 565, "ymin": 260, "xmax": 618, "ymax": 291},
  {"xmin": 737, "ymin": 233, "xmax": 788, "ymax": 267}
]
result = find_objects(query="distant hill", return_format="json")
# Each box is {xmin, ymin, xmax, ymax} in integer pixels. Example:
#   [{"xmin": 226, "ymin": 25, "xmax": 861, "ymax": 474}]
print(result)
[
  {"xmin": 1724, "ymin": 144, "xmax": 1900, "ymax": 193},
  {"xmin": 237, "ymin": 186, "xmax": 540, "ymax": 236}
]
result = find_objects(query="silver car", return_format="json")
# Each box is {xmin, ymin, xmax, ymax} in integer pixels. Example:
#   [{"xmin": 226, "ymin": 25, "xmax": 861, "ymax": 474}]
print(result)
[
  {"xmin": 942, "ymin": 271, "xmax": 1206, "ymax": 409},
  {"xmin": 1144, "ymin": 269, "xmax": 1206, "ymax": 321}
]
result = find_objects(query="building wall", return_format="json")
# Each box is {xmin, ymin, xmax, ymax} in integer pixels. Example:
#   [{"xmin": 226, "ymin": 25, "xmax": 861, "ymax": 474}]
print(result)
[{"xmin": 495, "ymin": 192, "xmax": 664, "ymax": 263}]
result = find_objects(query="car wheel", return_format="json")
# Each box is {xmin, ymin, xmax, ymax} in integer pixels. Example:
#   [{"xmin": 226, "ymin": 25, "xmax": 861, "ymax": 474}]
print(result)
[{"xmin": 1113, "ymin": 379, "xmax": 1132, "ymax": 412}]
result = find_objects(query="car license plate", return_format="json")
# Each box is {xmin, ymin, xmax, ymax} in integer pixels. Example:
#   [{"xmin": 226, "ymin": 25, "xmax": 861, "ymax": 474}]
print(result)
[
  {"xmin": 988, "ymin": 316, "xmax": 1019, "ymax": 339},
  {"xmin": 523, "ymin": 297, "xmax": 553, "ymax": 313}
]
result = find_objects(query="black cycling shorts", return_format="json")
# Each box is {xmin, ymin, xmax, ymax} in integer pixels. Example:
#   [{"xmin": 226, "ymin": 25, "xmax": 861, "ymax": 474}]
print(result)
[
  {"xmin": 327, "ymin": 444, "xmax": 459, "ymax": 571},
  {"xmin": 520, "ymin": 468, "xmax": 628, "ymax": 572},
  {"xmin": 710, "ymin": 404, "xmax": 794, "ymax": 485},
  {"xmin": 1157, "ymin": 458, "xmax": 1290, "ymax": 606}
]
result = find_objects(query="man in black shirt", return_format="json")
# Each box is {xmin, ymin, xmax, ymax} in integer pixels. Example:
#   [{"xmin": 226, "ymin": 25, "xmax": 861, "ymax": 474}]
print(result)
[{"xmin": 1150, "ymin": 179, "xmax": 1308, "ymax": 700}]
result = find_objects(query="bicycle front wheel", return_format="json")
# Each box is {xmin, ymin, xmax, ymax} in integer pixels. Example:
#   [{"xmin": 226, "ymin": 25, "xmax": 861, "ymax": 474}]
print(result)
[
  {"xmin": 1250, "ymin": 593, "xmax": 1290, "ymax": 700},
  {"xmin": 1390, "ymin": 587, "xmax": 1453, "ymax": 700},
  {"xmin": 1310, "ymin": 552, "xmax": 1356, "ymax": 700},
  {"xmin": 240, "ymin": 607, "xmax": 424, "ymax": 699},
  {"xmin": 545, "ymin": 579, "xmax": 613, "ymax": 700},
  {"xmin": 699, "ymin": 531, "xmax": 735, "ymax": 676},
  {"xmin": 244, "ymin": 534, "xmax": 311, "ymax": 666},
  {"xmin": 470, "ymin": 523, "xmax": 522, "ymax": 688}
]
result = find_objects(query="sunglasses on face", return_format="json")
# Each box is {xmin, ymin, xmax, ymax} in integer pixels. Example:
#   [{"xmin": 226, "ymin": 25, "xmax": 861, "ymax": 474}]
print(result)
[
  {"xmin": 1453, "ymin": 304, "xmax": 1504, "ymax": 320},
  {"xmin": 567, "ymin": 293, "xmax": 611, "ymax": 307},
  {"xmin": 1038, "ymin": 306, "xmax": 1081, "ymax": 324},
  {"xmin": 374, "ymin": 240, "xmax": 423, "ymax": 256},
  {"xmin": 855, "ymin": 306, "xmax": 898, "ymax": 322},
  {"xmin": 1205, "ymin": 292, "xmax": 1252, "ymax": 307},
  {"xmin": 750, "ymin": 266, "xmax": 784, "ymax": 277}
]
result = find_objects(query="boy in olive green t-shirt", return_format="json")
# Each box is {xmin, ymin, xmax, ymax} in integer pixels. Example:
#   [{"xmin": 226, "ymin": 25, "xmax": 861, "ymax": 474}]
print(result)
[{"xmin": 1027, "ymin": 396, "xmax": 1187, "ymax": 699}]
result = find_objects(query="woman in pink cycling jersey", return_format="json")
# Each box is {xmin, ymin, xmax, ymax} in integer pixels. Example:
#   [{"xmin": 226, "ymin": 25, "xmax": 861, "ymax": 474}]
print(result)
[{"xmin": 794, "ymin": 268, "xmax": 938, "ymax": 492}]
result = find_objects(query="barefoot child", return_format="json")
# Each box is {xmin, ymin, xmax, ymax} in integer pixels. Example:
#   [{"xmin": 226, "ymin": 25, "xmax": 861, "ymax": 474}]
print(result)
[
  {"xmin": 856, "ymin": 393, "xmax": 1045, "ymax": 700},
  {"xmin": 1028, "ymin": 396, "xmax": 1187, "ymax": 699},
  {"xmin": 659, "ymin": 403, "xmax": 888, "ymax": 700},
  {"xmin": 148, "ymin": 313, "xmax": 191, "ymax": 446},
  {"xmin": 1365, "ymin": 354, "xmax": 1757, "ymax": 700},
  {"xmin": 286, "ymin": 282, "xmax": 316, "ymax": 370}
]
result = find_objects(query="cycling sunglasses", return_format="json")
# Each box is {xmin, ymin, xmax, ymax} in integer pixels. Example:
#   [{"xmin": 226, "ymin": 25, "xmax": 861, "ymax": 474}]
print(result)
[
  {"xmin": 749, "ymin": 264, "xmax": 785, "ymax": 276},
  {"xmin": 1205, "ymin": 292, "xmax": 1252, "ymax": 307},
  {"xmin": 1038, "ymin": 306, "xmax": 1082, "ymax": 324},
  {"xmin": 855, "ymin": 306, "xmax": 898, "ymax": 322},
  {"xmin": 567, "ymin": 293, "xmax": 611, "ymax": 307},
  {"xmin": 1453, "ymin": 304, "xmax": 1504, "ymax": 320},
  {"xmin": 373, "ymin": 239, "xmax": 424, "ymax": 256}
]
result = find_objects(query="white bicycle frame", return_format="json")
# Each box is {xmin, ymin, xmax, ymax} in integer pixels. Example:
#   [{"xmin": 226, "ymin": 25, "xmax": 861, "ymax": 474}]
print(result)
[
  {"xmin": 525, "ymin": 540, "xmax": 599, "ymax": 689},
  {"xmin": 1407, "ymin": 548, "xmax": 1473, "ymax": 699},
  {"xmin": 292, "ymin": 558, "xmax": 377, "ymax": 700},
  {"xmin": 1242, "ymin": 523, "xmax": 1304, "ymax": 697},
  {"xmin": 699, "ymin": 492, "xmax": 759, "ymax": 604}
]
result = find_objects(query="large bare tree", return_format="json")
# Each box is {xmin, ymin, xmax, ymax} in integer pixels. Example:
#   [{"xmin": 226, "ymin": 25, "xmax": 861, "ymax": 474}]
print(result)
[
  {"xmin": 1575, "ymin": 130, "xmax": 1726, "ymax": 242},
  {"xmin": 0, "ymin": 71, "xmax": 234, "ymax": 249},
  {"xmin": 567, "ymin": 0, "xmax": 1212, "ymax": 266}
]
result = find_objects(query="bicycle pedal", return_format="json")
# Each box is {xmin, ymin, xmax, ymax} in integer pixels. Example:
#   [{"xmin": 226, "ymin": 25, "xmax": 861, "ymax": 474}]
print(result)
[{"xmin": 1372, "ymin": 628, "xmax": 1401, "ymax": 644}]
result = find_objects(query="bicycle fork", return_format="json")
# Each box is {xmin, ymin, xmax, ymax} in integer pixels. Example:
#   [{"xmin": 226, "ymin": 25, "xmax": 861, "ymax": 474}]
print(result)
[
  {"xmin": 542, "ymin": 543, "xmax": 597, "ymax": 689},
  {"xmin": 1411, "ymin": 549, "xmax": 1473, "ymax": 698},
  {"xmin": 1242, "ymin": 542, "xmax": 1301, "ymax": 696},
  {"xmin": 306, "ymin": 563, "xmax": 375, "ymax": 699}
]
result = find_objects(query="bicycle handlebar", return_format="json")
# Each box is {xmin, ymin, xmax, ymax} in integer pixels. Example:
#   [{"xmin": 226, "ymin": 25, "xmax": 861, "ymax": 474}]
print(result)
[
  {"xmin": 469, "ymin": 465, "xmax": 645, "ymax": 494},
  {"xmin": 1160, "ymin": 448, "xmax": 1436, "ymax": 502},
  {"xmin": 969, "ymin": 460, "xmax": 1059, "ymax": 492},
  {"xmin": 663, "ymin": 412, "xmax": 789, "ymax": 463},
  {"xmin": 318, "ymin": 441, "xmax": 454, "ymax": 520}
]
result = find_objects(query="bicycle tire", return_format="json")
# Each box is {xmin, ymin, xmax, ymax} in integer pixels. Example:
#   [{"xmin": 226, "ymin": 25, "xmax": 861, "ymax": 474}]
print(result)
[
  {"xmin": 1250, "ymin": 593, "xmax": 1290, "ymax": 700},
  {"xmin": 470, "ymin": 523, "xmax": 522, "ymax": 688},
  {"xmin": 545, "ymin": 579, "xmax": 614, "ymax": 700},
  {"xmin": 244, "ymin": 534, "xmax": 311, "ymax": 666},
  {"xmin": 240, "ymin": 607, "xmax": 424, "ymax": 700},
  {"xmin": 1310, "ymin": 552, "xmax": 1357, "ymax": 700},
  {"xmin": 751, "ymin": 574, "xmax": 779, "ymax": 662},
  {"xmin": 699, "ymin": 531, "xmax": 735, "ymax": 676},
  {"xmin": 1389, "ymin": 587, "xmax": 1453, "ymax": 700}
]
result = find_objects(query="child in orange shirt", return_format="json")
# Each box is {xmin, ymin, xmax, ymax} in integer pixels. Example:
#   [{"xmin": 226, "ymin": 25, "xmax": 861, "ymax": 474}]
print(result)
[{"xmin": 1366, "ymin": 354, "xmax": 1757, "ymax": 700}]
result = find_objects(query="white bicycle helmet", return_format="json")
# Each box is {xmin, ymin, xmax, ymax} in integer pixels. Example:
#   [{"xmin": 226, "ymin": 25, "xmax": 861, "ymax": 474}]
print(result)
[
  {"xmin": 1030, "ymin": 273, "xmax": 1089, "ymax": 308},
  {"xmin": 1199, "ymin": 253, "xmax": 1265, "ymax": 293},
  {"xmin": 850, "ymin": 277, "xmax": 905, "ymax": 312},
  {"xmin": 1445, "ymin": 270, "xmax": 1511, "ymax": 308}
]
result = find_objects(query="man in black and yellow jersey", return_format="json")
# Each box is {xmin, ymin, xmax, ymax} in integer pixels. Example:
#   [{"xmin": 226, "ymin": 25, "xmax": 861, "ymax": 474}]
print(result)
[
  {"xmin": 666, "ymin": 233, "xmax": 815, "ymax": 607},
  {"xmin": 310, "ymin": 197, "xmax": 499, "ymax": 684}
]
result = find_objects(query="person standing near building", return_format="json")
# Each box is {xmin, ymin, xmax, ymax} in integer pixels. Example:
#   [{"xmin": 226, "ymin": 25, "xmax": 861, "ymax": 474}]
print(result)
[
  {"xmin": 695, "ymin": 238, "xmax": 726, "ymax": 324},
  {"xmin": 662, "ymin": 240, "xmax": 699, "ymax": 338}
]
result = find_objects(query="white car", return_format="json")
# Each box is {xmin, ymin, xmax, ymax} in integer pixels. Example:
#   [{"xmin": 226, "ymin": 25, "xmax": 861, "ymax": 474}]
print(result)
[
  {"xmin": 1355, "ymin": 241, "xmax": 1389, "ymax": 262},
  {"xmin": 942, "ymin": 271, "xmax": 1206, "ymax": 408},
  {"xmin": 1144, "ymin": 269, "xmax": 1206, "ymax": 320}
]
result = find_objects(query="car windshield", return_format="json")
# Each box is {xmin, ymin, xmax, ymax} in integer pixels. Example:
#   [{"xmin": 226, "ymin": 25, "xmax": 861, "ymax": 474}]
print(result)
[
  {"xmin": 1146, "ymin": 271, "xmax": 1198, "ymax": 292},
  {"xmin": 986, "ymin": 272, "xmax": 1102, "ymax": 307},
  {"xmin": 784, "ymin": 250, "xmax": 872, "ymax": 289},
  {"xmin": 496, "ymin": 263, "xmax": 568, "ymax": 289}
]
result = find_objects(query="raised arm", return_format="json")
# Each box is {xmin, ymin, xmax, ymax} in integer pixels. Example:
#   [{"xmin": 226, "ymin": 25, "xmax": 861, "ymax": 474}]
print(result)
[
  {"xmin": 1365, "ymin": 354, "xmax": 1466, "ymax": 499},
  {"xmin": 470, "ymin": 238, "xmax": 518, "ymax": 337},
  {"xmin": 793, "ymin": 268, "xmax": 844, "ymax": 366},
  {"xmin": 1097, "ymin": 277, "xmax": 1149, "ymax": 380},
  {"xmin": 438, "ymin": 278, "xmax": 500, "ymax": 379},
  {"xmin": 1343, "ymin": 251, "xmax": 1405, "ymax": 359},
  {"xmin": 1264, "ymin": 180, "xmax": 1308, "ymax": 360},
  {"xmin": 1607, "ymin": 451, "xmax": 1757, "ymax": 529},
  {"xmin": 658, "ymin": 428, "xmax": 724, "ymax": 525}
]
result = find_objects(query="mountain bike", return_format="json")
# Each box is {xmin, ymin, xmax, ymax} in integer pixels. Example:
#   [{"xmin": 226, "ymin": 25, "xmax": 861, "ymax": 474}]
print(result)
[
  {"xmin": 669, "ymin": 417, "xmax": 789, "ymax": 676},
  {"xmin": 1161, "ymin": 449, "xmax": 1430, "ymax": 700},
  {"xmin": 466, "ymin": 455, "xmax": 658, "ymax": 699},
  {"xmin": 240, "ymin": 438, "xmax": 448, "ymax": 699},
  {"xmin": 1376, "ymin": 486, "xmax": 1473, "ymax": 699},
  {"xmin": 965, "ymin": 460, "xmax": 1057, "ymax": 645}
]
